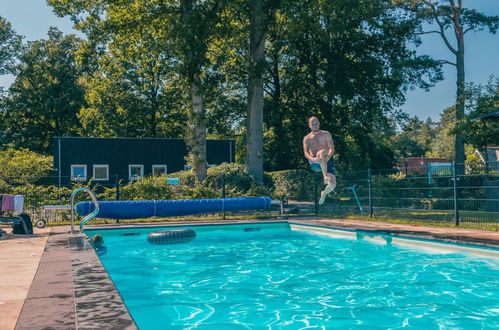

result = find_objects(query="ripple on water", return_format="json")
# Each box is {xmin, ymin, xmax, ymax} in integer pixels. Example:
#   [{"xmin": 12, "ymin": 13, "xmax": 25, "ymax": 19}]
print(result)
[{"xmin": 97, "ymin": 228, "xmax": 499, "ymax": 329}]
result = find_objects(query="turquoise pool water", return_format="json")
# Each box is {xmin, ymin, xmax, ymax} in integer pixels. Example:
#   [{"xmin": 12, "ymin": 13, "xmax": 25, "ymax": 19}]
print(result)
[{"xmin": 88, "ymin": 223, "xmax": 499, "ymax": 329}]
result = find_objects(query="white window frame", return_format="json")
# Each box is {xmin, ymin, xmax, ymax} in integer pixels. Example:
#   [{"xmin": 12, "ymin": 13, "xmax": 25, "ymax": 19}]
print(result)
[
  {"xmin": 71, "ymin": 165, "xmax": 87, "ymax": 181},
  {"xmin": 152, "ymin": 164, "xmax": 167, "ymax": 177},
  {"xmin": 129, "ymin": 164, "xmax": 144, "ymax": 180},
  {"xmin": 93, "ymin": 164, "xmax": 109, "ymax": 181}
]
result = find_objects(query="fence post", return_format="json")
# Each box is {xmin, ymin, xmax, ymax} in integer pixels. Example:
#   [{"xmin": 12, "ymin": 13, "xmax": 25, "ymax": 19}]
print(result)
[
  {"xmin": 222, "ymin": 174, "xmax": 226, "ymax": 220},
  {"xmin": 115, "ymin": 174, "xmax": 120, "ymax": 201},
  {"xmin": 314, "ymin": 175, "xmax": 318, "ymax": 215},
  {"xmin": 452, "ymin": 162, "xmax": 460, "ymax": 226},
  {"xmin": 222, "ymin": 174, "xmax": 226, "ymax": 198},
  {"xmin": 368, "ymin": 168, "xmax": 373, "ymax": 219},
  {"xmin": 115, "ymin": 174, "xmax": 120, "ymax": 224}
]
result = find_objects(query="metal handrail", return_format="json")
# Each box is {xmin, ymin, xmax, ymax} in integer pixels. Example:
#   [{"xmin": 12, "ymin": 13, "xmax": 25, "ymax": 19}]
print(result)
[{"xmin": 70, "ymin": 187, "xmax": 99, "ymax": 233}]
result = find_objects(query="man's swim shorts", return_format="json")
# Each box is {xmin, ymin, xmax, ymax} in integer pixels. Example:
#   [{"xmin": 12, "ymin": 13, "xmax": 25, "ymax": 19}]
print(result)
[{"xmin": 309, "ymin": 158, "xmax": 335, "ymax": 175}]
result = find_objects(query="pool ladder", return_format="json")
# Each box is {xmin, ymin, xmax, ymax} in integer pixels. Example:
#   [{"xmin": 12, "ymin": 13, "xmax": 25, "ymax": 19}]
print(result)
[{"xmin": 70, "ymin": 187, "xmax": 99, "ymax": 233}]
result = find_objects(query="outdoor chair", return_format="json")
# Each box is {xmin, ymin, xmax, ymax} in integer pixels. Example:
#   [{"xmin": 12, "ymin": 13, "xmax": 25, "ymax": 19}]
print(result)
[{"xmin": 0, "ymin": 213, "xmax": 32, "ymax": 235}]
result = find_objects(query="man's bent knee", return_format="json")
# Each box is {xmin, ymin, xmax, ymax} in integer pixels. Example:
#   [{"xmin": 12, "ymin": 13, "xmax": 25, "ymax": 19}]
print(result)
[
  {"xmin": 316, "ymin": 150, "xmax": 327, "ymax": 159},
  {"xmin": 328, "ymin": 174, "xmax": 336, "ymax": 185}
]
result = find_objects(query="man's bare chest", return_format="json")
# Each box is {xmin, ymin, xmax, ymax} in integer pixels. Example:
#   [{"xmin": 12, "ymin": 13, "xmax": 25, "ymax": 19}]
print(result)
[{"xmin": 308, "ymin": 134, "xmax": 328, "ymax": 148}]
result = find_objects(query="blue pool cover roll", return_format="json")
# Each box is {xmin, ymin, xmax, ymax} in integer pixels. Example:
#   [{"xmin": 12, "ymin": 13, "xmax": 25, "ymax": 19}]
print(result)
[{"xmin": 76, "ymin": 197, "xmax": 271, "ymax": 219}]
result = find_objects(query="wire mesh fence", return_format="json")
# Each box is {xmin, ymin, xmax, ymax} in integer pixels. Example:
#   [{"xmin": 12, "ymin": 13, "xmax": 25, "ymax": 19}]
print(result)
[
  {"xmin": 0, "ymin": 159, "xmax": 498, "ymax": 230},
  {"xmin": 321, "ymin": 160, "xmax": 499, "ymax": 230}
]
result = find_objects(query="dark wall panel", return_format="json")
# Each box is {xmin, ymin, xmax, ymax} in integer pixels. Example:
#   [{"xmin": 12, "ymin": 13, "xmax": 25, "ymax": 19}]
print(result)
[{"xmin": 54, "ymin": 137, "xmax": 234, "ymax": 185}]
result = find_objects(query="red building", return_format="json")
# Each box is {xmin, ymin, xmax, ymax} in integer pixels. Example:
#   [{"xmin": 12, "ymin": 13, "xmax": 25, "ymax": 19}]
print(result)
[{"xmin": 397, "ymin": 157, "xmax": 449, "ymax": 176}]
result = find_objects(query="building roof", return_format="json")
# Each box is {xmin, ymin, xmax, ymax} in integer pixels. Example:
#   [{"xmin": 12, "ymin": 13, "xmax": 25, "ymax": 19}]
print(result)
[{"xmin": 473, "ymin": 147, "xmax": 499, "ymax": 162}]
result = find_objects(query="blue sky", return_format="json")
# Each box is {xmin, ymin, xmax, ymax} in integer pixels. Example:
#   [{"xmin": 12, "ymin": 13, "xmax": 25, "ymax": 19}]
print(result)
[{"xmin": 0, "ymin": 0, "xmax": 498, "ymax": 121}]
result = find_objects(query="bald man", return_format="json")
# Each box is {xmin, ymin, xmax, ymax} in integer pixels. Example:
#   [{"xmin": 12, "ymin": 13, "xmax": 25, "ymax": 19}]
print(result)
[{"xmin": 303, "ymin": 116, "xmax": 337, "ymax": 204}]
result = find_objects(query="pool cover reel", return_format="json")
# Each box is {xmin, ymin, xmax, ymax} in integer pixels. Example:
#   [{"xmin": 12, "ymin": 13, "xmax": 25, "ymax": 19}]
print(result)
[{"xmin": 76, "ymin": 197, "xmax": 271, "ymax": 220}]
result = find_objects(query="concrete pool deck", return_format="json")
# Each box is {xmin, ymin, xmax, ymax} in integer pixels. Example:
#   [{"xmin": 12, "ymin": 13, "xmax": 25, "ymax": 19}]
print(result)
[
  {"xmin": 1, "ymin": 217, "xmax": 499, "ymax": 329},
  {"xmin": 0, "ymin": 228, "xmax": 50, "ymax": 330}
]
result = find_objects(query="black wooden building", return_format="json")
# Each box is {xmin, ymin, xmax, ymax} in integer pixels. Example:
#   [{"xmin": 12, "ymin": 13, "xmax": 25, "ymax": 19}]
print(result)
[{"xmin": 53, "ymin": 137, "xmax": 235, "ymax": 186}]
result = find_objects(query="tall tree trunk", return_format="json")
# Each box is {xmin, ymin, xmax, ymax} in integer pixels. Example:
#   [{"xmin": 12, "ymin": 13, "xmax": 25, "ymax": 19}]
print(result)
[
  {"xmin": 150, "ymin": 100, "xmax": 158, "ymax": 137},
  {"xmin": 180, "ymin": 0, "xmax": 207, "ymax": 182},
  {"xmin": 454, "ymin": 8, "xmax": 466, "ymax": 175},
  {"xmin": 190, "ymin": 72, "xmax": 207, "ymax": 181},
  {"xmin": 246, "ymin": 0, "xmax": 265, "ymax": 182}
]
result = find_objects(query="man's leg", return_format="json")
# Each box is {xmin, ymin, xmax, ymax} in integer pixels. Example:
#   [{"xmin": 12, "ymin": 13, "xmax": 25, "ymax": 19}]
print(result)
[
  {"xmin": 316, "ymin": 150, "xmax": 329, "ymax": 184},
  {"xmin": 319, "ymin": 173, "xmax": 336, "ymax": 205}
]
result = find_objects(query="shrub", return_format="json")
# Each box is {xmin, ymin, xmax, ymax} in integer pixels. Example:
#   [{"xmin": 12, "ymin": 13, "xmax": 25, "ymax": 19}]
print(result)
[
  {"xmin": 266, "ymin": 169, "xmax": 316, "ymax": 201},
  {"xmin": 204, "ymin": 162, "xmax": 269, "ymax": 197},
  {"xmin": 100, "ymin": 176, "xmax": 174, "ymax": 201},
  {"xmin": 0, "ymin": 146, "xmax": 53, "ymax": 185}
]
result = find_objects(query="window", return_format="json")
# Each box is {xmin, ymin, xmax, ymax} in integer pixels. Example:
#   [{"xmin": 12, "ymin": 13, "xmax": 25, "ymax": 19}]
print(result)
[
  {"xmin": 129, "ymin": 165, "xmax": 144, "ymax": 180},
  {"xmin": 93, "ymin": 165, "xmax": 109, "ymax": 181},
  {"xmin": 152, "ymin": 165, "xmax": 167, "ymax": 177},
  {"xmin": 71, "ymin": 165, "xmax": 87, "ymax": 181}
]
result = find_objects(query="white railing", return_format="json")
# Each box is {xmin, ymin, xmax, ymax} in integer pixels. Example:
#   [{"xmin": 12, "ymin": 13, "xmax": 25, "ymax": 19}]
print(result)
[{"xmin": 70, "ymin": 187, "xmax": 99, "ymax": 233}]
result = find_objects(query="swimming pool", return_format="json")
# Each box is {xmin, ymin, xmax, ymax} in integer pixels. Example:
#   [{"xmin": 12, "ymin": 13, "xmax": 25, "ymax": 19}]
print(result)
[{"xmin": 87, "ymin": 223, "xmax": 499, "ymax": 329}]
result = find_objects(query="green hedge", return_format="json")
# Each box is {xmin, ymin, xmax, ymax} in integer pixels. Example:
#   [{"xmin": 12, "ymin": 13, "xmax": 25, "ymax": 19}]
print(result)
[{"xmin": 265, "ymin": 169, "xmax": 316, "ymax": 201}]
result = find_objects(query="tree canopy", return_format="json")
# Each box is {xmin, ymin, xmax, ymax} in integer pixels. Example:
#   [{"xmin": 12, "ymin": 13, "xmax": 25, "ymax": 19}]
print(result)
[
  {"xmin": 0, "ymin": 28, "xmax": 85, "ymax": 153},
  {"xmin": 0, "ymin": 1, "xmax": 496, "ymax": 176}
]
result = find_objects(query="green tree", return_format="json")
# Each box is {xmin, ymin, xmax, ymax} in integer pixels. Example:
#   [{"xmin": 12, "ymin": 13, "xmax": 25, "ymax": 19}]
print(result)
[
  {"xmin": 393, "ymin": 116, "xmax": 437, "ymax": 157},
  {"xmin": 77, "ymin": 32, "xmax": 184, "ymax": 138},
  {"xmin": 397, "ymin": 0, "xmax": 499, "ymax": 173},
  {"xmin": 0, "ymin": 146, "xmax": 53, "ymax": 185},
  {"xmin": 262, "ymin": 0, "xmax": 442, "ymax": 171},
  {"xmin": 0, "ymin": 16, "xmax": 22, "ymax": 77},
  {"xmin": 0, "ymin": 28, "xmax": 85, "ymax": 154},
  {"xmin": 427, "ymin": 106, "xmax": 456, "ymax": 159},
  {"xmin": 246, "ymin": 0, "xmax": 281, "ymax": 182},
  {"xmin": 49, "ymin": 0, "xmax": 226, "ymax": 182},
  {"xmin": 462, "ymin": 78, "xmax": 499, "ymax": 153}
]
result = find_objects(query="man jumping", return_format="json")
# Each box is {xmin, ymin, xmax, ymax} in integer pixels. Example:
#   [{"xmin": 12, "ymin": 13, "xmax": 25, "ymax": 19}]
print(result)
[{"xmin": 303, "ymin": 116, "xmax": 337, "ymax": 204}]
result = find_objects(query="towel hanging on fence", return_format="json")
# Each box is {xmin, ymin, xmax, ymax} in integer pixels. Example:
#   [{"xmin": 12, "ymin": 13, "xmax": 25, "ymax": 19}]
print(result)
[
  {"xmin": 13, "ymin": 195, "xmax": 24, "ymax": 215},
  {"xmin": 2, "ymin": 194, "xmax": 15, "ymax": 212}
]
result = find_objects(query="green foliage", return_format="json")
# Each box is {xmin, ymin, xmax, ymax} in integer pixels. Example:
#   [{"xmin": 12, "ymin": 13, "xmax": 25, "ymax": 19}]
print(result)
[
  {"xmin": 205, "ymin": 162, "xmax": 270, "ymax": 197},
  {"xmin": 0, "ymin": 28, "xmax": 85, "ymax": 154},
  {"xmin": 48, "ymin": 0, "xmax": 230, "ymax": 181},
  {"xmin": 98, "ymin": 163, "xmax": 270, "ymax": 202},
  {"xmin": 462, "ymin": 78, "xmax": 499, "ymax": 149},
  {"xmin": 0, "ymin": 16, "xmax": 23, "ymax": 76},
  {"xmin": 393, "ymin": 116, "xmax": 437, "ymax": 157},
  {"xmin": 76, "ymin": 28, "xmax": 185, "ymax": 138},
  {"xmin": 427, "ymin": 106, "xmax": 456, "ymax": 160},
  {"xmin": 266, "ymin": 169, "xmax": 316, "ymax": 201},
  {"xmin": 100, "ymin": 176, "xmax": 174, "ymax": 201},
  {"xmin": 0, "ymin": 147, "xmax": 53, "ymax": 185},
  {"xmin": 260, "ymin": 0, "xmax": 442, "ymax": 171}
]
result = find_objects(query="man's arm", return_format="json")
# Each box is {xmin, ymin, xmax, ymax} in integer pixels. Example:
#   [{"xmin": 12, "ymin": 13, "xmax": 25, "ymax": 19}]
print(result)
[
  {"xmin": 326, "ymin": 132, "xmax": 334, "ymax": 159},
  {"xmin": 303, "ymin": 136, "xmax": 315, "ymax": 161}
]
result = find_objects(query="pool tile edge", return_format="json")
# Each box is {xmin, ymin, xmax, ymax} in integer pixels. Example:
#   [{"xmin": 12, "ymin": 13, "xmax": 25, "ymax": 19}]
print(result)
[
  {"xmin": 290, "ymin": 223, "xmax": 499, "ymax": 259},
  {"xmin": 69, "ymin": 233, "xmax": 138, "ymax": 329}
]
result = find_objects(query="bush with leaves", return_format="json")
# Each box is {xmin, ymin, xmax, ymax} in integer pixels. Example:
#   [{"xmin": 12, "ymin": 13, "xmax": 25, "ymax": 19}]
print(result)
[
  {"xmin": 0, "ymin": 146, "xmax": 53, "ymax": 185},
  {"xmin": 266, "ymin": 169, "xmax": 316, "ymax": 201},
  {"xmin": 100, "ymin": 176, "xmax": 174, "ymax": 201},
  {"xmin": 204, "ymin": 163, "xmax": 269, "ymax": 197}
]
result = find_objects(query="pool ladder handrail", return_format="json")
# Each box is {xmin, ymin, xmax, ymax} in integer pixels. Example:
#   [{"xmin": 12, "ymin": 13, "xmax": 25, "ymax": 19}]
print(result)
[{"xmin": 70, "ymin": 187, "xmax": 99, "ymax": 233}]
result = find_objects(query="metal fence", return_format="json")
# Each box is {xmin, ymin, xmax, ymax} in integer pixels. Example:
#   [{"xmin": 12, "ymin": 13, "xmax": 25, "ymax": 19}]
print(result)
[
  {"xmin": 322, "ymin": 160, "xmax": 499, "ymax": 230},
  {"xmin": 0, "ymin": 174, "xmax": 277, "ymax": 226},
  {"xmin": 1, "ymin": 160, "xmax": 498, "ymax": 230}
]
